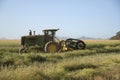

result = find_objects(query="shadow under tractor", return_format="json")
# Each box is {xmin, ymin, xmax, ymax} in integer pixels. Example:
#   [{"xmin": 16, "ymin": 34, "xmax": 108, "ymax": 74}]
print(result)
[{"xmin": 19, "ymin": 29, "xmax": 86, "ymax": 53}]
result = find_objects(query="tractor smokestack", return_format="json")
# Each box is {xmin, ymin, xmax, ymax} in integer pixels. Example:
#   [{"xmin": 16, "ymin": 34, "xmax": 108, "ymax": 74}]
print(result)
[
  {"xmin": 33, "ymin": 31, "xmax": 35, "ymax": 35},
  {"xmin": 29, "ymin": 30, "xmax": 32, "ymax": 35}
]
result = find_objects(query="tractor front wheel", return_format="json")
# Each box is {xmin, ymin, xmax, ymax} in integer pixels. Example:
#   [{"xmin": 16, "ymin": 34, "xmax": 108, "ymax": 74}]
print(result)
[
  {"xmin": 44, "ymin": 41, "xmax": 60, "ymax": 53},
  {"xmin": 76, "ymin": 41, "xmax": 86, "ymax": 49}
]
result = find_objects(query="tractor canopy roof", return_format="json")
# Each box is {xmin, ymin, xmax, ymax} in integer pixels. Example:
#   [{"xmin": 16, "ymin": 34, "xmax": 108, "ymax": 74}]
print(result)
[{"xmin": 43, "ymin": 29, "xmax": 59, "ymax": 32}]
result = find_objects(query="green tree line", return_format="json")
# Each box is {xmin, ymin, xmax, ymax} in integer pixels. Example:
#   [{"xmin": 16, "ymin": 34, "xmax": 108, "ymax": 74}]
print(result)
[{"xmin": 110, "ymin": 31, "xmax": 120, "ymax": 40}]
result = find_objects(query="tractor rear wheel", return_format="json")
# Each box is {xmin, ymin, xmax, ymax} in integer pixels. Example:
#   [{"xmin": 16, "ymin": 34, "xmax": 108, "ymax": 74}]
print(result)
[
  {"xmin": 44, "ymin": 41, "xmax": 60, "ymax": 53},
  {"xmin": 76, "ymin": 41, "xmax": 86, "ymax": 49}
]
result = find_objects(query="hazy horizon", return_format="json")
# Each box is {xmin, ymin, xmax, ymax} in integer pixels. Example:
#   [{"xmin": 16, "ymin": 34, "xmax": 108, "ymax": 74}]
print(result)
[{"xmin": 0, "ymin": 0, "xmax": 120, "ymax": 39}]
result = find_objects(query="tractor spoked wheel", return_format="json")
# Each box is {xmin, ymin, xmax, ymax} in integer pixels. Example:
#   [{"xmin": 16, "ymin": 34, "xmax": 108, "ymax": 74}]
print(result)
[
  {"xmin": 19, "ymin": 47, "xmax": 28, "ymax": 54},
  {"xmin": 76, "ymin": 41, "xmax": 86, "ymax": 49},
  {"xmin": 44, "ymin": 41, "xmax": 60, "ymax": 53}
]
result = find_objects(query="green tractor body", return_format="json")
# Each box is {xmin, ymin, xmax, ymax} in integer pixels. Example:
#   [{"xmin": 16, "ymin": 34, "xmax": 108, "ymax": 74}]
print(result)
[
  {"xmin": 19, "ymin": 29, "xmax": 86, "ymax": 53},
  {"xmin": 21, "ymin": 35, "xmax": 45, "ymax": 47},
  {"xmin": 21, "ymin": 29, "xmax": 58, "ymax": 47}
]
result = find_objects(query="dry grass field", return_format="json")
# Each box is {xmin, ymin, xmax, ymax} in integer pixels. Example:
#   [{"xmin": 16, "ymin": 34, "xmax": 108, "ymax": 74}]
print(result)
[{"xmin": 0, "ymin": 40, "xmax": 120, "ymax": 80}]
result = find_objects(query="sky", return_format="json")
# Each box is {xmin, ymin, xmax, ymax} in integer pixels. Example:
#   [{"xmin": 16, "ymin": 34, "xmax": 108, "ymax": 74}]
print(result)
[{"xmin": 0, "ymin": 0, "xmax": 120, "ymax": 39}]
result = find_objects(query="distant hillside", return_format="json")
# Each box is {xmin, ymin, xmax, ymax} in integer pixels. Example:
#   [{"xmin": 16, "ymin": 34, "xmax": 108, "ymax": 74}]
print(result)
[
  {"xmin": 57, "ymin": 36, "xmax": 103, "ymax": 40},
  {"xmin": 78, "ymin": 36, "xmax": 103, "ymax": 40},
  {"xmin": 0, "ymin": 37, "xmax": 7, "ymax": 40},
  {"xmin": 57, "ymin": 37, "xmax": 68, "ymax": 40}
]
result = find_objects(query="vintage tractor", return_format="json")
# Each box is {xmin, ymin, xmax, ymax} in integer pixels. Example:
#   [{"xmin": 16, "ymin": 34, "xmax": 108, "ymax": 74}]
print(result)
[{"xmin": 19, "ymin": 29, "xmax": 86, "ymax": 53}]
